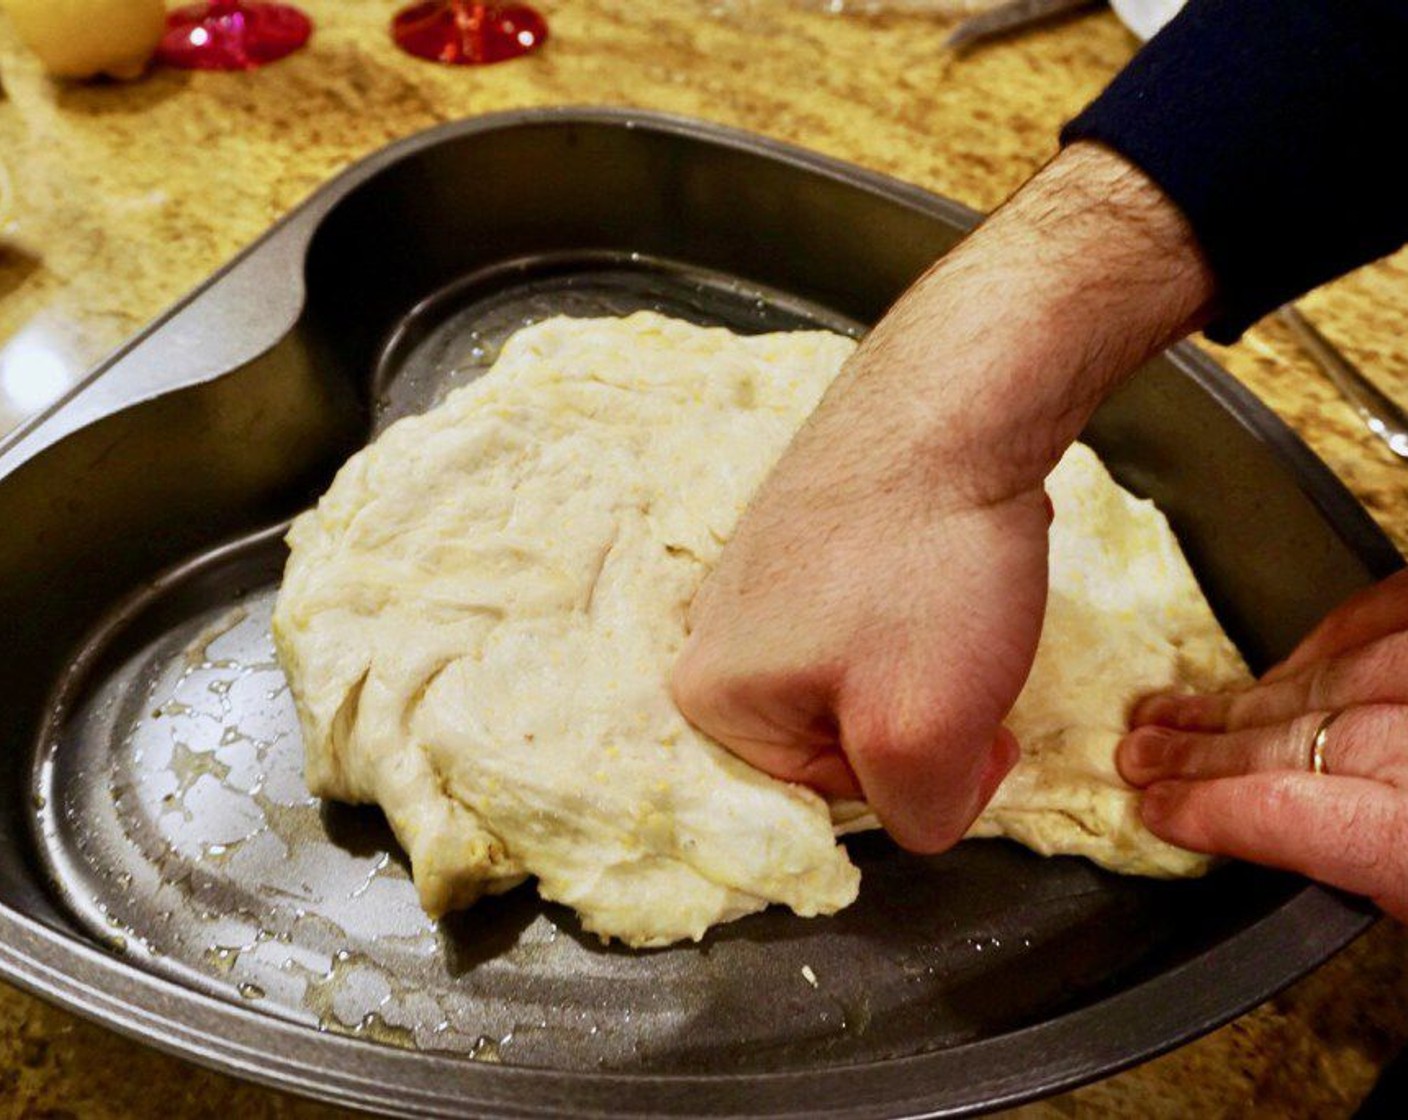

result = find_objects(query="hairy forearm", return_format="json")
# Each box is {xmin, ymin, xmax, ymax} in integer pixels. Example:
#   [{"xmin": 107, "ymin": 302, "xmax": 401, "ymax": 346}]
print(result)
[
  {"xmin": 673, "ymin": 148, "xmax": 1214, "ymax": 850},
  {"xmin": 834, "ymin": 141, "xmax": 1217, "ymax": 504}
]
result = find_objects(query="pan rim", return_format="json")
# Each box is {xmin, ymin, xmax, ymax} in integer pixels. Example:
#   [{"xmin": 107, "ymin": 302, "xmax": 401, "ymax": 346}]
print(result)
[{"xmin": 0, "ymin": 107, "xmax": 1397, "ymax": 1118}]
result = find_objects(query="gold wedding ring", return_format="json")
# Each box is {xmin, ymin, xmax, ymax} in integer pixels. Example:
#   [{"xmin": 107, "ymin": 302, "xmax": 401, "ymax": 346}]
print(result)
[{"xmin": 1308, "ymin": 709, "xmax": 1346, "ymax": 775}]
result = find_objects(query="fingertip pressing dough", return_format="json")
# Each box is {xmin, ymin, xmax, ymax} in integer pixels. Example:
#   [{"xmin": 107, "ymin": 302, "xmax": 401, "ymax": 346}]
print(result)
[{"xmin": 273, "ymin": 312, "xmax": 1247, "ymax": 946}]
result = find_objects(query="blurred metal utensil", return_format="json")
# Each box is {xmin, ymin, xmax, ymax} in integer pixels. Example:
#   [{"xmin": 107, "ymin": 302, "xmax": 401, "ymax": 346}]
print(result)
[
  {"xmin": 946, "ymin": 0, "xmax": 1104, "ymax": 50},
  {"xmin": 1278, "ymin": 304, "xmax": 1408, "ymax": 461}
]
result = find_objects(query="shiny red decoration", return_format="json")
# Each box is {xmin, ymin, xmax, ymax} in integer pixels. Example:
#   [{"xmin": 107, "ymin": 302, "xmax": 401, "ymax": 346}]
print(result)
[
  {"xmin": 159, "ymin": 1, "xmax": 313, "ymax": 71},
  {"xmin": 391, "ymin": 0, "xmax": 548, "ymax": 66}
]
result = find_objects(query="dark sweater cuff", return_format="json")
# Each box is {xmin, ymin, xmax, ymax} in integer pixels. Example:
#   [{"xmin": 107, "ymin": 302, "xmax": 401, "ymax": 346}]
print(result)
[{"xmin": 1061, "ymin": 0, "xmax": 1408, "ymax": 344}]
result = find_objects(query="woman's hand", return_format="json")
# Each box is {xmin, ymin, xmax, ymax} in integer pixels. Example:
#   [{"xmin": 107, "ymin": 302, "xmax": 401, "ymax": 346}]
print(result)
[{"xmin": 1119, "ymin": 567, "xmax": 1408, "ymax": 921}]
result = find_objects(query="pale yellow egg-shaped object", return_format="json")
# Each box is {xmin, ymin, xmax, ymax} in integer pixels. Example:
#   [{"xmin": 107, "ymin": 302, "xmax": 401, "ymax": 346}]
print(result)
[{"xmin": 2, "ymin": 0, "xmax": 166, "ymax": 80}]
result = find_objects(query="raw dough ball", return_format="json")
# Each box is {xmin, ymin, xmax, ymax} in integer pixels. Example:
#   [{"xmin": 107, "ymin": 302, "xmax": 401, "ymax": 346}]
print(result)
[{"xmin": 274, "ymin": 312, "xmax": 1247, "ymax": 946}]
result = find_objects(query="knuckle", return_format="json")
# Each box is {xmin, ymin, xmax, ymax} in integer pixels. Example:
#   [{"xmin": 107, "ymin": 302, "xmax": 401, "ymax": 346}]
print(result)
[
  {"xmin": 842, "ymin": 692, "xmax": 934, "ymax": 763},
  {"xmin": 1347, "ymin": 704, "xmax": 1408, "ymax": 786},
  {"xmin": 1313, "ymin": 612, "xmax": 1357, "ymax": 657},
  {"xmin": 1364, "ymin": 636, "xmax": 1408, "ymax": 703},
  {"xmin": 1238, "ymin": 731, "xmax": 1280, "ymax": 774},
  {"xmin": 1305, "ymin": 659, "xmax": 1342, "ymax": 712},
  {"xmin": 668, "ymin": 643, "xmax": 731, "ymax": 724},
  {"xmin": 1227, "ymin": 678, "xmax": 1296, "ymax": 729},
  {"xmin": 1310, "ymin": 637, "xmax": 1408, "ymax": 710},
  {"xmin": 1341, "ymin": 704, "xmax": 1387, "ymax": 775},
  {"xmin": 1155, "ymin": 730, "xmax": 1204, "ymax": 777},
  {"xmin": 848, "ymin": 720, "xmax": 931, "ymax": 771},
  {"xmin": 1223, "ymin": 690, "xmax": 1252, "ymax": 728}
]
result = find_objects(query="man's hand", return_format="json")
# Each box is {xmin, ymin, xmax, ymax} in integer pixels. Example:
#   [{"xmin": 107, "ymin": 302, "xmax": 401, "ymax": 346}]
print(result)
[
  {"xmin": 672, "ymin": 371, "xmax": 1046, "ymax": 850},
  {"xmin": 673, "ymin": 143, "xmax": 1217, "ymax": 852}
]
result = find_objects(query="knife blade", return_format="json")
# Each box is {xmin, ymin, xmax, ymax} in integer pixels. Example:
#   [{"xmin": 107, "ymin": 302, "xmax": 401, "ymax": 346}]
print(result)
[{"xmin": 1278, "ymin": 304, "xmax": 1408, "ymax": 461}]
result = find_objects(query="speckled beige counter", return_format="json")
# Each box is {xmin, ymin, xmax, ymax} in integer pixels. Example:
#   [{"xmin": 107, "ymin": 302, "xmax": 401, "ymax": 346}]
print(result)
[{"xmin": 3, "ymin": 2, "xmax": 1408, "ymax": 1116}]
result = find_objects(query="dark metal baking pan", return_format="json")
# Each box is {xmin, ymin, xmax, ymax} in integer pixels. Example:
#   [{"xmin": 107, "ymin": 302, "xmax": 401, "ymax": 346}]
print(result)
[{"xmin": 0, "ymin": 109, "xmax": 1399, "ymax": 1118}]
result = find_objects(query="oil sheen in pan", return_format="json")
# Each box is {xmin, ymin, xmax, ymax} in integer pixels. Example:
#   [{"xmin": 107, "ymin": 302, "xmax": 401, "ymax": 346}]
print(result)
[
  {"xmin": 28, "ymin": 263, "xmax": 1233, "ymax": 1075},
  {"xmin": 367, "ymin": 252, "xmax": 865, "ymax": 432}
]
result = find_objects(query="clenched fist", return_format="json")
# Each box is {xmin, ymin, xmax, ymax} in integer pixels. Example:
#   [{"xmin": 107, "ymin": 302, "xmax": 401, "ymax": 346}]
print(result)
[{"xmin": 673, "ymin": 144, "xmax": 1216, "ymax": 854}]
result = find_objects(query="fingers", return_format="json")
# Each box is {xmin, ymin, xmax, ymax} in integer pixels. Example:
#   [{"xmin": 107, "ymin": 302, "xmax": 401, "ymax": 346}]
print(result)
[
  {"xmin": 1139, "ymin": 773, "xmax": 1408, "ymax": 921},
  {"xmin": 1263, "ymin": 568, "xmax": 1408, "ymax": 682},
  {"xmin": 1125, "ymin": 572, "xmax": 1408, "ymax": 924},
  {"xmin": 838, "ymin": 661, "xmax": 1023, "ymax": 852},
  {"xmin": 844, "ymin": 722, "xmax": 1020, "ymax": 853},
  {"xmin": 715, "ymin": 736, "xmax": 865, "ymax": 801},
  {"xmin": 672, "ymin": 642, "xmax": 863, "ymax": 800},
  {"xmin": 673, "ymin": 637, "xmax": 1022, "ymax": 844},
  {"xmin": 1132, "ymin": 631, "xmax": 1408, "ymax": 733},
  {"xmin": 1129, "ymin": 690, "xmax": 1234, "ymax": 732},
  {"xmin": 1119, "ymin": 704, "xmax": 1408, "ymax": 788}
]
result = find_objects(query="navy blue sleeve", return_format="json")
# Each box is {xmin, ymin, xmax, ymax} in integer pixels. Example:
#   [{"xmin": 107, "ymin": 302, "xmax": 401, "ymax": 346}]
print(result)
[{"xmin": 1061, "ymin": 0, "xmax": 1408, "ymax": 344}]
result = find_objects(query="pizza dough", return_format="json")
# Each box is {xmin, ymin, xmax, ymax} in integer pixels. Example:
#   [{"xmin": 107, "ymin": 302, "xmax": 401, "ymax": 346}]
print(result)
[{"xmin": 273, "ymin": 312, "xmax": 1247, "ymax": 947}]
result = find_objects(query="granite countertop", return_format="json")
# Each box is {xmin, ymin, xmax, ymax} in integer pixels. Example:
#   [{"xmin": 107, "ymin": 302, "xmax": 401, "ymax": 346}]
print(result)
[{"xmin": 3, "ymin": 1, "xmax": 1408, "ymax": 1116}]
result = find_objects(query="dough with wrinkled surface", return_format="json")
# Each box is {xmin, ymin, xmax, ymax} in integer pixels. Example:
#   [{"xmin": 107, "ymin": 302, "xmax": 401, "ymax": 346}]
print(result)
[
  {"xmin": 273, "ymin": 312, "xmax": 1246, "ymax": 946},
  {"xmin": 969, "ymin": 444, "xmax": 1247, "ymax": 876}
]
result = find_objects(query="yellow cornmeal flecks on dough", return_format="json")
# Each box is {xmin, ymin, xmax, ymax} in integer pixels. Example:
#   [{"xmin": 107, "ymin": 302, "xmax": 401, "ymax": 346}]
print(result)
[
  {"xmin": 273, "ymin": 312, "xmax": 1248, "ymax": 947},
  {"xmin": 965, "ymin": 446, "xmax": 1250, "ymax": 875}
]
